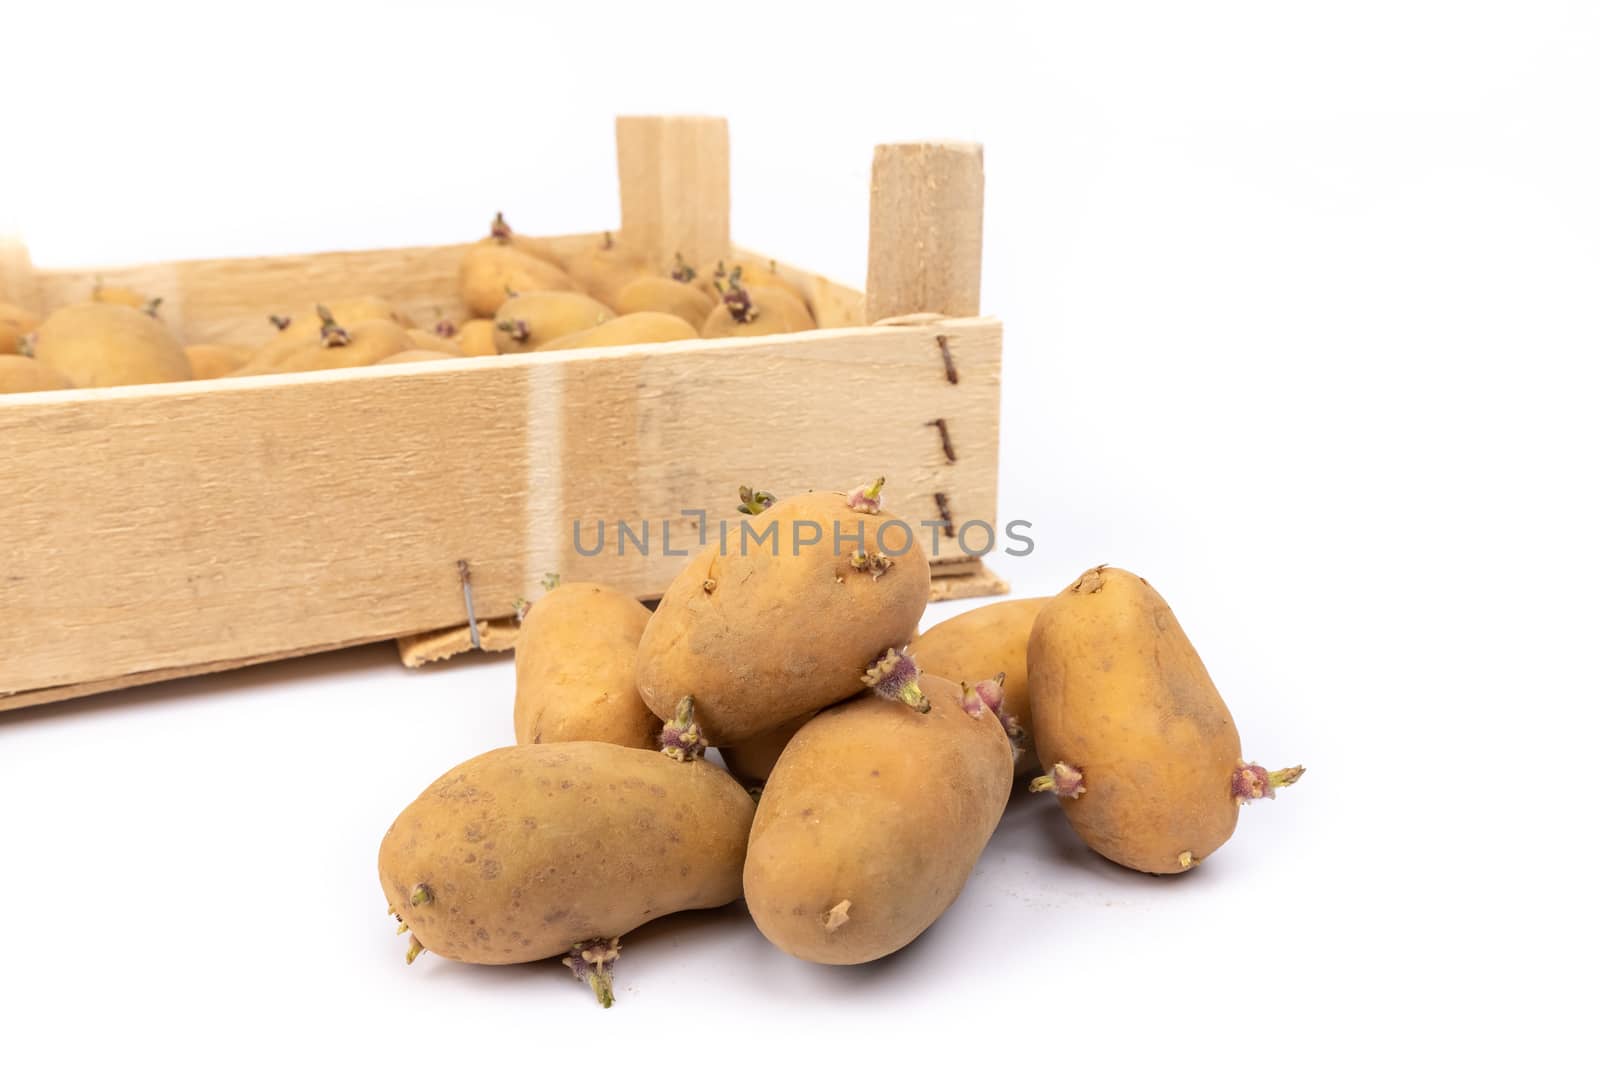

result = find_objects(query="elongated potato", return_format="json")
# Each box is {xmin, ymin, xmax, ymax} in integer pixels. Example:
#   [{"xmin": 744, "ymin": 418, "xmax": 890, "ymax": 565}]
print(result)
[
  {"xmin": 535, "ymin": 311, "xmax": 696, "ymax": 351},
  {"xmin": 455, "ymin": 317, "xmax": 498, "ymax": 356},
  {"xmin": 400, "ymin": 328, "xmax": 461, "ymax": 355},
  {"xmin": 267, "ymin": 296, "xmax": 411, "ymax": 342},
  {"xmin": 1028, "ymin": 566, "xmax": 1303, "ymax": 874},
  {"xmin": 31, "ymin": 303, "xmax": 190, "ymax": 387},
  {"xmin": 697, "ymin": 257, "xmax": 809, "ymax": 309},
  {"xmin": 557, "ymin": 233, "xmax": 651, "ymax": 308},
  {"xmin": 756, "ymin": 285, "xmax": 815, "ymax": 330},
  {"xmin": 615, "ymin": 276, "xmax": 714, "ymax": 325},
  {"xmin": 718, "ymin": 713, "xmax": 813, "ymax": 784},
  {"xmin": 0, "ymin": 354, "xmax": 74, "ymax": 393},
  {"xmin": 378, "ymin": 740, "xmax": 754, "ymax": 1003},
  {"xmin": 701, "ymin": 277, "xmax": 815, "ymax": 339},
  {"xmin": 252, "ymin": 320, "xmax": 308, "ymax": 367},
  {"xmin": 493, "ymin": 291, "xmax": 614, "ymax": 353},
  {"xmin": 184, "ymin": 343, "xmax": 252, "ymax": 380},
  {"xmin": 459, "ymin": 243, "xmax": 574, "ymax": 317},
  {"xmin": 635, "ymin": 484, "xmax": 931, "ymax": 744},
  {"xmin": 274, "ymin": 311, "xmax": 412, "ymax": 372},
  {"xmin": 514, "ymin": 583, "xmax": 656, "ymax": 748},
  {"xmin": 744, "ymin": 675, "xmax": 1012, "ymax": 964},
  {"xmin": 910, "ymin": 597, "xmax": 1050, "ymax": 776}
]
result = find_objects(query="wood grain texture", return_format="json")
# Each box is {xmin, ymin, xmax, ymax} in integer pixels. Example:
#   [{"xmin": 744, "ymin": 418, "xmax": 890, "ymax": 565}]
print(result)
[
  {"xmin": 0, "ymin": 638, "xmax": 362, "ymax": 714},
  {"xmin": 395, "ymin": 617, "xmax": 520, "ymax": 667},
  {"xmin": 865, "ymin": 142, "xmax": 985, "ymax": 322},
  {"xmin": 927, "ymin": 562, "xmax": 1010, "ymax": 602},
  {"xmin": 0, "ymin": 559, "xmax": 1013, "ymax": 711},
  {"xmin": 0, "ymin": 318, "xmax": 1000, "ymax": 703},
  {"xmin": 616, "ymin": 116, "xmax": 731, "ymax": 273},
  {"xmin": 26, "ymin": 233, "xmax": 610, "ymax": 348},
  {"xmin": 1, "ymin": 234, "xmax": 38, "ymax": 311}
]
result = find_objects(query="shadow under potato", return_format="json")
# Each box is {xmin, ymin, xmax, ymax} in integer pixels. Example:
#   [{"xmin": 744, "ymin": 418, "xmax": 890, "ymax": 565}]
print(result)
[
  {"xmin": 402, "ymin": 899, "xmax": 756, "ymax": 999},
  {"xmin": 993, "ymin": 780, "xmax": 1217, "ymax": 890}
]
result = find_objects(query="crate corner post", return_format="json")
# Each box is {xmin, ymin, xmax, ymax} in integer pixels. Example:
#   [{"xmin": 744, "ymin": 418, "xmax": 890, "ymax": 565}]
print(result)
[
  {"xmin": 864, "ymin": 139, "xmax": 1004, "ymax": 601},
  {"xmin": 865, "ymin": 140, "xmax": 985, "ymax": 323},
  {"xmin": 615, "ymin": 114, "xmax": 731, "ymax": 273},
  {"xmin": 1, "ymin": 232, "xmax": 39, "ymax": 311}
]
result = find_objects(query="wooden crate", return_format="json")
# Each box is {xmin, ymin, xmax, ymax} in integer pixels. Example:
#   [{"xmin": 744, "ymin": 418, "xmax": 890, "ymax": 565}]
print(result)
[{"xmin": 0, "ymin": 117, "xmax": 1002, "ymax": 712}]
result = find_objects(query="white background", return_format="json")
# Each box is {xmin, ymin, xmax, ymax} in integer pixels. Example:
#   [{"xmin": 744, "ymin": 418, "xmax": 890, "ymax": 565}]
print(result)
[{"xmin": 2, "ymin": 1, "xmax": 1595, "ymax": 1062}]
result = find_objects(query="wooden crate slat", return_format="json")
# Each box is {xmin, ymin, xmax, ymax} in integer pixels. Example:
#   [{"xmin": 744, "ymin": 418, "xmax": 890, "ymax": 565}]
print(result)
[
  {"xmin": 0, "ymin": 638, "xmax": 365, "ymax": 714},
  {"xmin": 0, "ymin": 558, "xmax": 1011, "ymax": 713},
  {"xmin": 0, "ymin": 317, "xmax": 999, "ymax": 700},
  {"xmin": 617, "ymin": 116, "xmax": 731, "ymax": 273}
]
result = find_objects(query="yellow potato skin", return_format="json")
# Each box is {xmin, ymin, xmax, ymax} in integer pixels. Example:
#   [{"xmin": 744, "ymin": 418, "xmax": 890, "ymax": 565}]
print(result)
[
  {"xmin": 700, "ymin": 284, "xmax": 815, "ymax": 338},
  {"xmin": 635, "ymin": 492, "xmax": 931, "ymax": 744},
  {"xmin": 513, "ymin": 583, "xmax": 657, "ymax": 749},
  {"xmin": 251, "ymin": 325, "xmax": 307, "ymax": 368},
  {"xmin": 760, "ymin": 285, "xmax": 816, "ymax": 330},
  {"xmin": 699, "ymin": 304, "xmax": 789, "ymax": 339},
  {"xmin": 184, "ymin": 343, "xmax": 252, "ymax": 380},
  {"xmin": 697, "ymin": 258, "xmax": 809, "ymax": 309},
  {"xmin": 534, "ymin": 311, "xmax": 697, "ymax": 351},
  {"xmin": 615, "ymin": 276, "xmax": 715, "ymax": 324},
  {"xmin": 378, "ymin": 742, "xmax": 754, "ymax": 965},
  {"xmin": 375, "ymin": 350, "xmax": 461, "ymax": 366},
  {"xmin": 718, "ymin": 713, "xmax": 813, "ymax": 783},
  {"xmin": 91, "ymin": 283, "xmax": 149, "ymax": 309},
  {"xmin": 911, "ymin": 597, "xmax": 1051, "ymax": 776},
  {"xmin": 1028, "ymin": 566, "xmax": 1243, "ymax": 875},
  {"xmin": 269, "ymin": 297, "xmax": 411, "ymax": 342},
  {"xmin": 459, "ymin": 244, "xmax": 574, "ymax": 318},
  {"xmin": 492, "ymin": 291, "xmax": 614, "ymax": 353},
  {"xmin": 477, "ymin": 230, "xmax": 568, "ymax": 264},
  {"xmin": 744, "ymin": 676, "xmax": 1013, "ymax": 964},
  {"xmin": 0, "ymin": 355, "xmax": 74, "ymax": 393},
  {"xmin": 455, "ymin": 318, "xmax": 498, "ymax": 356},
  {"xmin": 558, "ymin": 237, "xmax": 651, "ymax": 309},
  {"xmin": 31, "ymin": 303, "xmax": 190, "ymax": 387},
  {"xmin": 402, "ymin": 328, "xmax": 464, "ymax": 356},
  {"xmin": 274, "ymin": 319, "xmax": 413, "ymax": 372},
  {"xmin": 1, "ymin": 302, "xmax": 40, "ymax": 354}
]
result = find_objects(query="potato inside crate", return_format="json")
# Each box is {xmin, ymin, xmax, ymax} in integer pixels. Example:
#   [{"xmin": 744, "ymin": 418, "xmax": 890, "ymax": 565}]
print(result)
[
  {"xmin": 0, "ymin": 116, "xmax": 1002, "ymax": 711},
  {"xmin": 23, "ymin": 235, "xmax": 867, "ymax": 354}
]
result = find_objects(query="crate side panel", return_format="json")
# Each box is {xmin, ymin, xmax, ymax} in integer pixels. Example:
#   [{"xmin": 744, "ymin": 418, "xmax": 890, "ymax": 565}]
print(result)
[
  {"xmin": 535, "ymin": 319, "xmax": 1000, "ymax": 589},
  {"xmin": 0, "ymin": 319, "xmax": 999, "ymax": 699},
  {"xmin": 0, "ymin": 366, "xmax": 534, "ymax": 695}
]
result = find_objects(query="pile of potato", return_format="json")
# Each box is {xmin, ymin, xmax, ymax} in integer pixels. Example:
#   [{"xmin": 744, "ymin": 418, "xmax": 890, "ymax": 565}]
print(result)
[
  {"xmin": 377, "ymin": 481, "xmax": 1303, "ymax": 1007},
  {"xmin": 0, "ymin": 214, "xmax": 818, "ymax": 393}
]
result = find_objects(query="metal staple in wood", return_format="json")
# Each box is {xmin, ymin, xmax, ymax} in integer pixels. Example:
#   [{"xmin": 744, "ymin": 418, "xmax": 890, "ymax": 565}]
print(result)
[
  {"xmin": 457, "ymin": 560, "xmax": 482, "ymax": 650},
  {"xmin": 926, "ymin": 418, "xmax": 957, "ymax": 463},
  {"xmin": 936, "ymin": 334, "xmax": 959, "ymax": 384}
]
